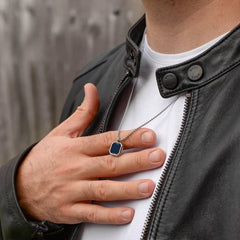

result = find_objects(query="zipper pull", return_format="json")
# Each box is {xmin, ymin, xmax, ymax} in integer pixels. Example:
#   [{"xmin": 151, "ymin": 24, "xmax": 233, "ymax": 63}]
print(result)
[{"xmin": 120, "ymin": 70, "xmax": 131, "ymax": 83}]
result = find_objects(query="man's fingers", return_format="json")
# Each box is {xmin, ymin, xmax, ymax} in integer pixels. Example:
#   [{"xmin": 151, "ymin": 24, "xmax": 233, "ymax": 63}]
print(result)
[
  {"xmin": 64, "ymin": 204, "xmax": 134, "ymax": 225},
  {"xmin": 70, "ymin": 179, "xmax": 155, "ymax": 202},
  {"xmin": 52, "ymin": 83, "xmax": 100, "ymax": 137},
  {"xmin": 78, "ymin": 148, "xmax": 165, "ymax": 179},
  {"xmin": 76, "ymin": 128, "xmax": 157, "ymax": 156}
]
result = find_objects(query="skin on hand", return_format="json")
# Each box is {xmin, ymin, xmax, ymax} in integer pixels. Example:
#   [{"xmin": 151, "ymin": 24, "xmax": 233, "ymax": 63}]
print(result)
[{"xmin": 16, "ymin": 83, "xmax": 166, "ymax": 225}]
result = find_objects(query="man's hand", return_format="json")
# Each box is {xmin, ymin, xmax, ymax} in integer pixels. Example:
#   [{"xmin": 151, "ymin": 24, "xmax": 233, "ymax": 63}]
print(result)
[{"xmin": 16, "ymin": 84, "xmax": 166, "ymax": 225}]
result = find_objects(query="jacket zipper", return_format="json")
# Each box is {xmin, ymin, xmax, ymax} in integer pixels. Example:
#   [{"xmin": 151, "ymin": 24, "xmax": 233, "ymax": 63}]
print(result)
[
  {"xmin": 140, "ymin": 92, "xmax": 192, "ymax": 240},
  {"xmin": 98, "ymin": 70, "xmax": 133, "ymax": 133}
]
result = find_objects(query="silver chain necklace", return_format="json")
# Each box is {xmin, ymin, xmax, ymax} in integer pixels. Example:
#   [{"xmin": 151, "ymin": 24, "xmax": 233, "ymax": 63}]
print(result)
[{"xmin": 109, "ymin": 78, "xmax": 180, "ymax": 156}]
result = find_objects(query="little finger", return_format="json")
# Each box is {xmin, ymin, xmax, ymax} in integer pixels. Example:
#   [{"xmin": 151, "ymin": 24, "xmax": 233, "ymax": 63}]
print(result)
[{"xmin": 65, "ymin": 204, "xmax": 134, "ymax": 224}]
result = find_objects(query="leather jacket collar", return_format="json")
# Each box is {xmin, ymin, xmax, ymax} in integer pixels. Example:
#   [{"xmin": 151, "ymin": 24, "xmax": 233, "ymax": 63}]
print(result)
[{"xmin": 125, "ymin": 16, "xmax": 240, "ymax": 98}]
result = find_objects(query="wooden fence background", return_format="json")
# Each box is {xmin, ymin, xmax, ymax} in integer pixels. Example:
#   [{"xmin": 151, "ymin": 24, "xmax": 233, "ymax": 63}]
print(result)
[{"xmin": 0, "ymin": 0, "xmax": 143, "ymax": 165}]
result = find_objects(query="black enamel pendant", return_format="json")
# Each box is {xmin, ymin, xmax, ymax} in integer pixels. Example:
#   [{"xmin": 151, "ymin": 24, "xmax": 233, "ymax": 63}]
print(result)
[{"xmin": 109, "ymin": 141, "xmax": 123, "ymax": 156}]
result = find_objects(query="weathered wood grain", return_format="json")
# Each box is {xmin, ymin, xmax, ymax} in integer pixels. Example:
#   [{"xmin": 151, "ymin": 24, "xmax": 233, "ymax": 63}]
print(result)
[{"xmin": 0, "ymin": 0, "xmax": 143, "ymax": 165}]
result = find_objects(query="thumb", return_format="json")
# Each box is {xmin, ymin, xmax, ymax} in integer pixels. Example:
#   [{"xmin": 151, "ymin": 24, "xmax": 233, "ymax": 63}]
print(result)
[{"xmin": 53, "ymin": 83, "xmax": 100, "ymax": 137}]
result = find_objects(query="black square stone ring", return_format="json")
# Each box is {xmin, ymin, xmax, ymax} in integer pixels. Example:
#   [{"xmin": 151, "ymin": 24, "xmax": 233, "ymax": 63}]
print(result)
[{"xmin": 109, "ymin": 141, "xmax": 123, "ymax": 156}]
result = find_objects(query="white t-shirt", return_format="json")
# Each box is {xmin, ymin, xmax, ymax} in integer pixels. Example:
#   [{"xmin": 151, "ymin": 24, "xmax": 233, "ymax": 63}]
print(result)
[{"xmin": 78, "ymin": 33, "xmax": 226, "ymax": 240}]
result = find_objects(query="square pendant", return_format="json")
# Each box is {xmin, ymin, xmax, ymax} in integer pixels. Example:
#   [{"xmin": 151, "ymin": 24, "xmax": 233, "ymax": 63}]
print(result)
[{"xmin": 109, "ymin": 142, "xmax": 123, "ymax": 156}]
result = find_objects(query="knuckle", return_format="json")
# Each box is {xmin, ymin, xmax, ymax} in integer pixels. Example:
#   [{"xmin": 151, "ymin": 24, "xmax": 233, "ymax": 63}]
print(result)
[
  {"xmin": 96, "ymin": 182, "xmax": 108, "ymax": 201},
  {"xmin": 76, "ymin": 105, "xmax": 86, "ymax": 114},
  {"xmin": 103, "ymin": 132, "xmax": 114, "ymax": 147},
  {"xmin": 105, "ymin": 155, "xmax": 117, "ymax": 173},
  {"xmin": 76, "ymin": 105, "xmax": 95, "ymax": 118},
  {"xmin": 88, "ymin": 181, "xmax": 108, "ymax": 201},
  {"xmin": 122, "ymin": 182, "xmax": 131, "ymax": 196},
  {"xmin": 134, "ymin": 153, "xmax": 145, "ymax": 169},
  {"xmin": 86, "ymin": 210, "xmax": 97, "ymax": 223}
]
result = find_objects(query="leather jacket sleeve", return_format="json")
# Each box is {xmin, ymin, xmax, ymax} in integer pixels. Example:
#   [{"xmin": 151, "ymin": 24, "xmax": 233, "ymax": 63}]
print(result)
[
  {"xmin": 0, "ymin": 145, "xmax": 67, "ymax": 240},
  {"xmin": 0, "ymin": 144, "xmax": 38, "ymax": 239}
]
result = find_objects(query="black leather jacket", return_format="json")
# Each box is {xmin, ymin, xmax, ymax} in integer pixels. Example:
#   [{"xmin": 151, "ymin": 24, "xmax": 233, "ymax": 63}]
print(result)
[{"xmin": 2, "ymin": 16, "xmax": 240, "ymax": 240}]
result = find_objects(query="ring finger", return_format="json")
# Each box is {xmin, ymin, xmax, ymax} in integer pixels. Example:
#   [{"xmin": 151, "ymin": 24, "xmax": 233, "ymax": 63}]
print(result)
[{"xmin": 71, "ymin": 179, "xmax": 155, "ymax": 202}]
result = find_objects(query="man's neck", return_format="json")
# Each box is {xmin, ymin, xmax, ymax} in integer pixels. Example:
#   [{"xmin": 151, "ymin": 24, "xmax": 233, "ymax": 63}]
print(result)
[{"xmin": 142, "ymin": 0, "xmax": 240, "ymax": 54}]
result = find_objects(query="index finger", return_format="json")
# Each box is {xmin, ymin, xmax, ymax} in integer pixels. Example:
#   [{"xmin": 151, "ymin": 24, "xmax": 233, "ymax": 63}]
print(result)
[{"xmin": 74, "ymin": 128, "xmax": 156, "ymax": 156}]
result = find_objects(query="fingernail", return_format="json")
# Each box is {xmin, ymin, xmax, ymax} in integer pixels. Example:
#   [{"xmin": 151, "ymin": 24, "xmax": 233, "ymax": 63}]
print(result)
[
  {"xmin": 139, "ymin": 182, "xmax": 149, "ymax": 193},
  {"xmin": 121, "ymin": 210, "xmax": 132, "ymax": 222},
  {"xmin": 149, "ymin": 150, "xmax": 163, "ymax": 163},
  {"xmin": 142, "ymin": 132, "xmax": 154, "ymax": 143}
]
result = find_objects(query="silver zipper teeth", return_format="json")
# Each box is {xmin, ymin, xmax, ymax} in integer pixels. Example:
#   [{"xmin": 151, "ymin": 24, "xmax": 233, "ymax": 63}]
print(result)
[
  {"xmin": 140, "ymin": 92, "xmax": 192, "ymax": 240},
  {"xmin": 98, "ymin": 70, "xmax": 131, "ymax": 133}
]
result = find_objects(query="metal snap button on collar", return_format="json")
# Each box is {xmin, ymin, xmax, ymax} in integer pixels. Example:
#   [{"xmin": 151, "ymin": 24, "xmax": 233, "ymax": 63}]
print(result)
[
  {"xmin": 162, "ymin": 73, "xmax": 178, "ymax": 90},
  {"xmin": 188, "ymin": 65, "xmax": 203, "ymax": 81}
]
